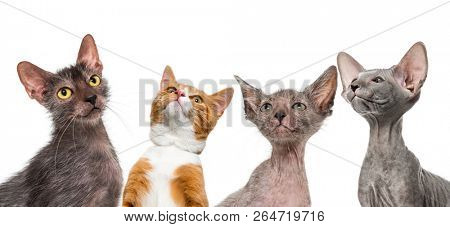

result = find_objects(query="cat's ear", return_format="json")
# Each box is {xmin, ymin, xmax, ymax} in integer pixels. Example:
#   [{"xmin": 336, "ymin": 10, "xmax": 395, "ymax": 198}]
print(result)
[
  {"xmin": 17, "ymin": 61, "xmax": 53, "ymax": 104},
  {"xmin": 77, "ymin": 34, "xmax": 103, "ymax": 72},
  {"xmin": 160, "ymin": 65, "xmax": 176, "ymax": 90},
  {"xmin": 305, "ymin": 66, "xmax": 338, "ymax": 115},
  {"xmin": 337, "ymin": 52, "xmax": 364, "ymax": 92},
  {"xmin": 393, "ymin": 42, "xmax": 428, "ymax": 94},
  {"xmin": 234, "ymin": 75, "xmax": 262, "ymax": 119},
  {"xmin": 210, "ymin": 88, "xmax": 234, "ymax": 117}
]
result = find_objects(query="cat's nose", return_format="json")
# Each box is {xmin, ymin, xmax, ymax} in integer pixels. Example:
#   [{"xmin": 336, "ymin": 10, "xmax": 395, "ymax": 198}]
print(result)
[
  {"xmin": 351, "ymin": 84, "xmax": 360, "ymax": 92},
  {"xmin": 175, "ymin": 89, "xmax": 185, "ymax": 98},
  {"xmin": 274, "ymin": 111, "xmax": 286, "ymax": 123},
  {"xmin": 85, "ymin": 95, "xmax": 97, "ymax": 106}
]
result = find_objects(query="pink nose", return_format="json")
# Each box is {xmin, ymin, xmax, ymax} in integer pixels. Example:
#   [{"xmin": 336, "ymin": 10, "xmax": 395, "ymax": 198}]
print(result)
[{"xmin": 175, "ymin": 89, "xmax": 185, "ymax": 98}]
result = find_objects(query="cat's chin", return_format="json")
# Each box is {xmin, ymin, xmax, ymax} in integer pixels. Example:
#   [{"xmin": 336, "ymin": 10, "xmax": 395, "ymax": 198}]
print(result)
[
  {"xmin": 274, "ymin": 125, "xmax": 294, "ymax": 133},
  {"xmin": 76, "ymin": 108, "xmax": 103, "ymax": 124},
  {"xmin": 267, "ymin": 136, "xmax": 298, "ymax": 144},
  {"xmin": 265, "ymin": 126, "xmax": 297, "ymax": 141},
  {"xmin": 351, "ymin": 97, "xmax": 378, "ymax": 114}
]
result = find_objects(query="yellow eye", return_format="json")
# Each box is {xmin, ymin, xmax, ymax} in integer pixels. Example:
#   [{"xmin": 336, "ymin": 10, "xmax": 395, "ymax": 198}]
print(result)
[
  {"xmin": 88, "ymin": 75, "xmax": 101, "ymax": 87},
  {"xmin": 57, "ymin": 87, "xmax": 72, "ymax": 100}
]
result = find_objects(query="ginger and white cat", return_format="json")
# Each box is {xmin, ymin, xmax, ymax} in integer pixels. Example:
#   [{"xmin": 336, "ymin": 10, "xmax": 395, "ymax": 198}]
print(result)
[{"xmin": 122, "ymin": 66, "xmax": 233, "ymax": 207}]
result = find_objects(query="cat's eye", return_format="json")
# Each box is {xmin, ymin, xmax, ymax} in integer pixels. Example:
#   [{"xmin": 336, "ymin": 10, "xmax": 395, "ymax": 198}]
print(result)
[
  {"xmin": 88, "ymin": 75, "xmax": 101, "ymax": 87},
  {"xmin": 292, "ymin": 102, "xmax": 306, "ymax": 111},
  {"xmin": 260, "ymin": 103, "xmax": 272, "ymax": 112},
  {"xmin": 167, "ymin": 87, "xmax": 177, "ymax": 93},
  {"xmin": 372, "ymin": 76, "xmax": 384, "ymax": 83},
  {"xmin": 57, "ymin": 87, "xmax": 73, "ymax": 100},
  {"xmin": 192, "ymin": 96, "xmax": 203, "ymax": 104}
]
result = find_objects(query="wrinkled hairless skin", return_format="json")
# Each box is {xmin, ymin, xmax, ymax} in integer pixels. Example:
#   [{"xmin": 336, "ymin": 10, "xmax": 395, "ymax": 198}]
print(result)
[
  {"xmin": 338, "ymin": 42, "xmax": 450, "ymax": 207},
  {"xmin": 219, "ymin": 66, "xmax": 337, "ymax": 206}
]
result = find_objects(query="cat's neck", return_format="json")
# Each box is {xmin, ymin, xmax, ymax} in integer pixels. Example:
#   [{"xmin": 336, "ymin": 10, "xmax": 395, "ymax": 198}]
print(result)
[
  {"xmin": 52, "ymin": 119, "xmax": 109, "ymax": 144},
  {"xmin": 269, "ymin": 141, "xmax": 309, "ymax": 201},
  {"xmin": 270, "ymin": 141, "xmax": 306, "ymax": 172},
  {"xmin": 366, "ymin": 115, "xmax": 407, "ymax": 154},
  {"xmin": 150, "ymin": 123, "xmax": 205, "ymax": 154}
]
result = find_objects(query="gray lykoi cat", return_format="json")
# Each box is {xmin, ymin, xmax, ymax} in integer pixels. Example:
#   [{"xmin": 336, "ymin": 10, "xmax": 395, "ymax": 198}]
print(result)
[
  {"xmin": 219, "ymin": 66, "xmax": 337, "ymax": 207},
  {"xmin": 337, "ymin": 42, "xmax": 450, "ymax": 207},
  {"xmin": 0, "ymin": 35, "xmax": 122, "ymax": 206}
]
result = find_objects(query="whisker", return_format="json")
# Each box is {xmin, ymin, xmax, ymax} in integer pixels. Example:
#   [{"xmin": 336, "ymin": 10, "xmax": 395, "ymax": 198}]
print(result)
[
  {"xmin": 51, "ymin": 117, "xmax": 72, "ymax": 147},
  {"xmin": 72, "ymin": 119, "xmax": 78, "ymax": 157},
  {"xmin": 69, "ymin": 119, "xmax": 78, "ymax": 175},
  {"xmin": 54, "ymin": 116, "xmax": 76, "ymax": 171},
  {"xmin": 105, "ymin": 105, "xmax": 133, "ymax": 136}
]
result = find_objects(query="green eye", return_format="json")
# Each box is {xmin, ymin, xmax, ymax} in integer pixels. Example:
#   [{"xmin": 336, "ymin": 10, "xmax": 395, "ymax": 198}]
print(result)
[
  {"xmin": 260, "ymin": 103, "xmax": 272, "ymax": 112},
  {"xmin": 89, "ymin": 75, "xmax": 101, "ymax": 87},
  {"xmin": 57, "ymin": 87, "xmax": 72, "ymax": 100},
  {"xmin": 292, "ymin": 102, "xmax": 306, "ymax": 110}
]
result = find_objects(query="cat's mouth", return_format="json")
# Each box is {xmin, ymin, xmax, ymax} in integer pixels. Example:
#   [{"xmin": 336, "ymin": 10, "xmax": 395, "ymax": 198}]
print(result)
[
  {"xmin": 353, "ymin": 95, "xmax": 388, "ymax": 105},
  {"xmin": 169, "ymin": 100, "xmax": 191, "ymax": 116},
  {"xmin": 81, "ymin": 107, "xmax": 101, "ymax": 118},
  {"xmin": 273, "ymin": 124, "xmax": 295, "ymax": 133}
]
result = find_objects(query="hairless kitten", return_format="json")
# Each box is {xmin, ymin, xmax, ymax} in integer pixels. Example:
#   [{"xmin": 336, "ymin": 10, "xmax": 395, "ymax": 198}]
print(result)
[
  {"xmin": 218, "ymin": 66, "xmax": 337, "ymax": 206},
  {"xmin": 337, "ymin": 42, "xmax": 450, "ymax": 207}
]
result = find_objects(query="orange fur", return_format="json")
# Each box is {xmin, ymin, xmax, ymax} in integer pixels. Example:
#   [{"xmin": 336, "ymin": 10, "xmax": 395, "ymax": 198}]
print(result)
[
  {"xmin": 128, "ymin": 66, "xmax": 232, "ymax": 207},
  {"xmin": 122, "ymin": 158, "xmax": 152, "ymax": 207},
  {"xmin": 170, "ymin": 180, "xmax": 187, "ymax": 206},
  {"xmin": 150, "ymin": 81, "xmax": 233, "ymax": 144},
  {"xmin": 170, "ymin": 164, "xmax": 209, "ymax": 207}
]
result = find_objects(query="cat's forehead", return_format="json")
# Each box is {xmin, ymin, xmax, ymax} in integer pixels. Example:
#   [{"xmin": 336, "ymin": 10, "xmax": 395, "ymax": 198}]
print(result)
[
  {"xmin": 266, "ymin": 89, "xmax": 303, "ymax": 100},
  {"xmin": 358, "ymin": 69, "xmax": 391, "ymax": 79},
  {"xmin": 178, "ymin": 83, "xmax": 206, "ymax": 96},
  {"xmin": 55, "ymin": 65, "xmax": 95, "ymax": 81}
]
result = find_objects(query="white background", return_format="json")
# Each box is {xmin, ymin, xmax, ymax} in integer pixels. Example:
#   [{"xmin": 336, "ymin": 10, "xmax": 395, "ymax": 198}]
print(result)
[
  {"xmin": 0, "ymin": 207, "xmax": 449, "ymax": 226},
  {"xmin": 0, "ymin": 0, "xmax": 449, "ymax": 210}
]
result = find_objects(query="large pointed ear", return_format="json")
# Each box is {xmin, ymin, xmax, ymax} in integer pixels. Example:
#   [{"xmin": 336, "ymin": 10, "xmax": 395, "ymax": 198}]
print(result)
[
  {"xmin": 210, "ymin": 88, "xmax": 234, "ymax": 117},
  {"xmin": 17, "ymin": 61, "xmax": 53, "ymax": 104},
  {"xmin": 393, "ymin": 42, "xmax": 428, "ymax": 94},
  {"xmin": 160, "ymin": 65, "xmax": 176, "ymax": 90},
  {"xmin": 234, "ymin": 75, "xmax": 262, "ymax": 119},
  {"xmin": 77, "ymin": 34, "xmax": 103, "ymax": 72},
  {"xmin": 305, "ymin": 66, "xmax": 338, "ymax": 115},
  {"xmin": 337, "ymin": 52, "xmax": 364, "ymax": 92}
]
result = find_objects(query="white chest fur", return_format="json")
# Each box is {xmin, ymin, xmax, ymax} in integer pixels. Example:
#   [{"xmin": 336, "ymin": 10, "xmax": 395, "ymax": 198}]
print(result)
[
  {"xmin": 150, "ymin": 123, "xmax": 206, "ymax": 154},
  {"xmin": 141, "ymin": 145, "xmax": 201, "ymax": 207}
]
